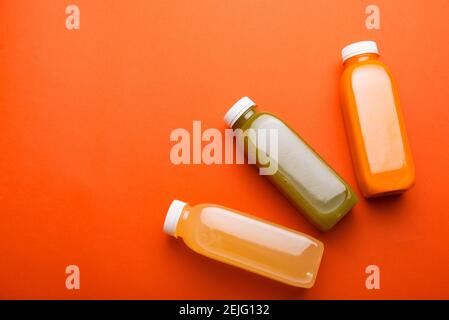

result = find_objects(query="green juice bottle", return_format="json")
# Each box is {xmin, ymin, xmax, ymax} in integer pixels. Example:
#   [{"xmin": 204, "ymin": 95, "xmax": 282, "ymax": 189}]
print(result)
[{"xmin": 224, "ymin": 97, "xmax": 358, "ymax": 231}]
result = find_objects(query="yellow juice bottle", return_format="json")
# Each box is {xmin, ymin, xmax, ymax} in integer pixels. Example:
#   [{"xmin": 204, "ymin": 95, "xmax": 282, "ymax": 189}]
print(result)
[{"xmin": 163, "ymin": 200, "xmax": 324, "ymax": 288}]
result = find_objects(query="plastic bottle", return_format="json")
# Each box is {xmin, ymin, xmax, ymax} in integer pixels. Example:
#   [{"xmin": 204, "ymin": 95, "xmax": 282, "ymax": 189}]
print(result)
[
  {"xmin": 224, "ymin": 97, "xmax": 358, "ymax": 231},
  {"xmin": 339, "ymin": 41, "xmax": 415, "ymax": 197},
  {"xmin": 163, "ymin": 200, "xmax": 324, "ymax": 288}
]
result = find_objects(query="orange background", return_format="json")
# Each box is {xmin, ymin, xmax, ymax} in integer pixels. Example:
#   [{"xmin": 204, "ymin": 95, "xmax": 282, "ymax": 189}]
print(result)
[{"xmin": 1, "ymin": 0, "xmax": 449, "ymax": 299}]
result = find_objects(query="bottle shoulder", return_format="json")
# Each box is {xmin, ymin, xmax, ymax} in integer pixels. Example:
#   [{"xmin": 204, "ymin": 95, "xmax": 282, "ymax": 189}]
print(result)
[
  {"xmin": 340, "ymin": 60, "xmax": 395, "ymax": 90},
  {"xmin": 341, "ymin": 60, "xmax": 391, "ymax": 79},
  {"xmin": 187, "ymin": 203, "xmax": 226, "ymax": 220},
  {"xmin": 179, "ymin": 204, "xmax": 233, "ymax": 242},
  {"xmin": 238, "ymin": 111, "xmax": 285, "ymax": 130}
]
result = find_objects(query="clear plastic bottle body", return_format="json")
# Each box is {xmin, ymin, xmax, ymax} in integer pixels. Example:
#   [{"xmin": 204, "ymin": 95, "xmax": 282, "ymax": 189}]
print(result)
[
  {"xmin": 175, "ymin": 203, "xmax": 324, "ymax": 288},
  {"xmin": 340, "ymin": 53, "xmax": 415, "ymax": 197},
  {"xmin": 232, "ymin": 107, "xmax": 358, "ymax": 231}
]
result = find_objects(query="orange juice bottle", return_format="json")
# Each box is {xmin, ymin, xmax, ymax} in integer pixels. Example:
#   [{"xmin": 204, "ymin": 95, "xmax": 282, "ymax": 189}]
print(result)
[
  {"xmin": 339, "ymin": 41, "xmax": 415, "ymax": 198},
  {"xmin": 163, "ymin": 200, "xmax": 324, "ymax": 288}
]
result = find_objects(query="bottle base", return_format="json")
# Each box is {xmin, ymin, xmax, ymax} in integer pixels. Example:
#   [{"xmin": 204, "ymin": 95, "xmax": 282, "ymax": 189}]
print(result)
[{"xmin": 362, "ymin": 186, "xmax": 413, "ymax": 198}]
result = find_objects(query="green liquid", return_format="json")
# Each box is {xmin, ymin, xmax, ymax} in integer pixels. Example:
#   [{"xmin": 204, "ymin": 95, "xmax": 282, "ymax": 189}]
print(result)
[{"xmin": 234, "ymin": 107, "xmax": 358, "ymax": 231}]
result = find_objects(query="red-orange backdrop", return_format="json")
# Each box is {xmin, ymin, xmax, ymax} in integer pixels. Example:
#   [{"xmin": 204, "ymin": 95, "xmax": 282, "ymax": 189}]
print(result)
[{"xmin": 1, "ymin": 0, "xmax": 449, "ymax": 299}]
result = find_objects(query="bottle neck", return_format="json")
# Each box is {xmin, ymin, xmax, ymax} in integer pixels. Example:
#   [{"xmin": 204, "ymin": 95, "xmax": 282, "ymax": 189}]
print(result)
[
  {"xmin": 343, "ymin": 53, "xmax": 379, "ymax": 68},
  {"xmin": 175, "ymin": 205, "xmax": 192, "ymax": 238},
  {"xmin": 232, "ymin": 106, "xmax": 257, "ymax": 129}
]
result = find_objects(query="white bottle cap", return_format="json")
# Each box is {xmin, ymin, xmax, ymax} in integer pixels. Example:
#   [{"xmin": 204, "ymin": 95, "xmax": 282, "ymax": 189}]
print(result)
[
  {"xmin": 163, "ymin": 200, "xmax": 187, "ymax": 237},
  {"xmin": 341, "ymin": 41, "xmax": 379, "ymax": 62},
  {"xmin": 224, "ymin": 96, "xmax": 256, "ymax": 127}
]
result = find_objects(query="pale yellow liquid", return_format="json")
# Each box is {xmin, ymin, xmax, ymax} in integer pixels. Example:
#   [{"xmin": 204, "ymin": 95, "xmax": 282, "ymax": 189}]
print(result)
[{"xmin": 176, "ymin": 204, "xmax": 324, "ymax": 288}]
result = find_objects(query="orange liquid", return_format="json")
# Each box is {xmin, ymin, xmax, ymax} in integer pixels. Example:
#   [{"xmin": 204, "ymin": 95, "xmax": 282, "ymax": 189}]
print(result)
[
  {"xmin": 340, "ymin": 53, "xmax": 415, "ymax": 197},
  {"xmin": 175, "ymin": 203, "xmax": 324, "ymax": 288}
]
